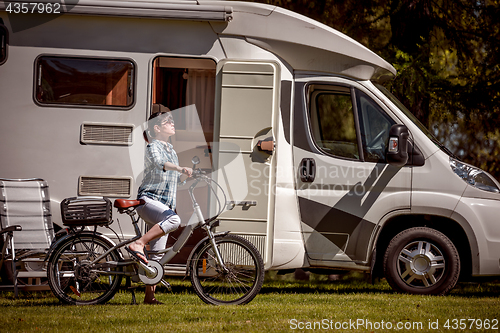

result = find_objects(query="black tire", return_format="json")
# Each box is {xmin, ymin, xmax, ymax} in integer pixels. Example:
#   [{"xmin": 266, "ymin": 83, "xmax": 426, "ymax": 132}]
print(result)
[
  {"xmin": 383, "ymin": 227, "xmax": 460, "ymax": 295},
  {"xmin": 190, "ymin": 234, "xmax": 264, "ymax": 305},
  {"xmin": 47, "ymin": 234, "xmax": 122, "ymax": 305}
]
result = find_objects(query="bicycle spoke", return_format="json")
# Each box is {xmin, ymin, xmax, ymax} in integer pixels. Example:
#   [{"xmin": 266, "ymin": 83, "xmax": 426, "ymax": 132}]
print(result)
[{"xmin": 190, "ymin": 235, "xmax": 264, "ymax": 305}]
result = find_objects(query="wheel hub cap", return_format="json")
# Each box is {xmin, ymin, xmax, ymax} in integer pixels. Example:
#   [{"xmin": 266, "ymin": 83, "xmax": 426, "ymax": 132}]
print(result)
[
  {"xmin": 412, "ymin": 255, "xmax": 430, "ymax": 273},
  {"xmin": 397, "ymin": 240, "xmax": 446, "ymax": 288}
]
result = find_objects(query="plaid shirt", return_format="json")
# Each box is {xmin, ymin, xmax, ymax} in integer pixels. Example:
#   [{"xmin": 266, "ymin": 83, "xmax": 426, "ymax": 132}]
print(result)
[{"xmin": 137, "ymin": 140, "xmax": 182, "ymax": 210}]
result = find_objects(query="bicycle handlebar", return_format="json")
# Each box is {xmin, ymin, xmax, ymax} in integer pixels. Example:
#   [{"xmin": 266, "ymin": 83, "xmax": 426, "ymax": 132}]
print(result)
[{"xmin": 191, "ymin": 168, "xmax": 206, "ymax": 177}]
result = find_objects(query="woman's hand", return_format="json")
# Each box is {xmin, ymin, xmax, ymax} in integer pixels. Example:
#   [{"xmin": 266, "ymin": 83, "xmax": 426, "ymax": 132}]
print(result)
[
  {"xmin": 180, "ymin": 167, "xmax": 193, "ymax": 177},
  {"xmin": 164, "ymin": 162, "xmax": 193, "ymax": 177}
]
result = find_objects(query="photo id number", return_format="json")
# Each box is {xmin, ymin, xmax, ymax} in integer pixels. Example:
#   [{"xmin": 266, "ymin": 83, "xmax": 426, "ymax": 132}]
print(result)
[
  {"xmin": 444, "ymin": 318, "xmax": 498, "ymax": 330},
  {"xmin": 5, "ymin": 2, "xmax": 62, "ymax": 14}
]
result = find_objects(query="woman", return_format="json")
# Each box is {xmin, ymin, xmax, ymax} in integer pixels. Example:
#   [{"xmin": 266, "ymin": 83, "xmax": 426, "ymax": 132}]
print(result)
[{"xmin": 127, "ymin": 105, "xmax": 192, "ymax": 304}]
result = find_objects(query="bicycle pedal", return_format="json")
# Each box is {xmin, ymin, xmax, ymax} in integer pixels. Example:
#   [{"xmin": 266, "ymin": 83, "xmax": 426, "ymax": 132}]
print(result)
[{"xmin": 160, "ymin": 279, "xmax": 172, "ymax": 292}]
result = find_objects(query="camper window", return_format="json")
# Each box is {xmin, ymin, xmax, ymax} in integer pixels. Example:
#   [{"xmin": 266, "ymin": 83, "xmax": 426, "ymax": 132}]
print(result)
[
  {"xmin": 355, "ymin": 89, "xmax": 395, "ymax": 163},
  {"xmin": 0, "ymin": 24, "xmax": 7, "ymax": 65},
  {"xmin": 35, "ymin": 56, "xmax": 134, "ymax": 108},
  {"xmin": 309, "ymin": 86, "xmax": 360, "ymax": 160}
]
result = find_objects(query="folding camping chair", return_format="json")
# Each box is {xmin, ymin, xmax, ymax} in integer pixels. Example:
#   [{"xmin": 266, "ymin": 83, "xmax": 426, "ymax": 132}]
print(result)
[{"xmin": 0, "ymin": 178, "xmax": 54, "ymax": 296}]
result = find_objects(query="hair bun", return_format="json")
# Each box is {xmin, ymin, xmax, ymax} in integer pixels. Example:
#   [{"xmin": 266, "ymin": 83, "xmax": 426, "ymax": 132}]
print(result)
[{"xmin": 151, "ymin": 104, "xmax": 171, "ymax": 118}]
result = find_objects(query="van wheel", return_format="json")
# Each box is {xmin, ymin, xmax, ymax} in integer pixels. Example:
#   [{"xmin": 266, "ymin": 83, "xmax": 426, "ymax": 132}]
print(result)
[{"xmin": 383, "ymin": 227, "xmax": 460, "ymax": 295}]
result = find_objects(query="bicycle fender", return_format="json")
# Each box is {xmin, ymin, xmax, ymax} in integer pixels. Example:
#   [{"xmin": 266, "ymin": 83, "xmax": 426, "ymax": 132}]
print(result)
[
  {"xmin": 185, "ymin": 231, "xmax": 230, "ymax": 276},
  {"xmin": 44, "ymin": 231, "xmax": 121, "ymax": 262}
]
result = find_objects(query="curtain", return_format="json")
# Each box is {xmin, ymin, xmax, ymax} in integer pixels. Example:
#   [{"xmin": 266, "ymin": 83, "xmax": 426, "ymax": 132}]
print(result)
[{"xmin": 185, "ymin": 69, "xmax": 216, "ymax": 142}]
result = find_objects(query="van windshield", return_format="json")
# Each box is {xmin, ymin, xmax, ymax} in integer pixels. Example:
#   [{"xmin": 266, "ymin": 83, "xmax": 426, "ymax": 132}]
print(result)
[{"xmin": 374, "ymin": 83, "xmax": 456, "ymax": 158}]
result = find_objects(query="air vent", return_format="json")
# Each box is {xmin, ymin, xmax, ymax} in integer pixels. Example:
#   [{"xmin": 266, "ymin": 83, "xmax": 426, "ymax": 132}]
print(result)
[
  {"xmin": 81, "ymin": 123, "xmax": 134, "ymax": 145},
  {"xmin": 78, "ymin": 176, "xmax": 132, "ymax": 197},
  {"xmin": 236, "ymin": 234, "xmax": 266, "ymax": 259}
]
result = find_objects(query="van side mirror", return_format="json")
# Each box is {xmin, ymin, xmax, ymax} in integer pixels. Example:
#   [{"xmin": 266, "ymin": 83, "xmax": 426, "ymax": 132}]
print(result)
[{"xmin": 387, "ymin": 124, "xmax": 409, "ymax": 167}]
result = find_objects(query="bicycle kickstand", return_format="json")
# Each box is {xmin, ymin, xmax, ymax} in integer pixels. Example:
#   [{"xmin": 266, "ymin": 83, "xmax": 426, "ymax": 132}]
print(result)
[
  {"xmin": 160, "ymin": 279, "xmax": 172, "ymax": 292},
  {"xmin": 125, "ymin": 277, "xmax": 138, "ymax": 305}
]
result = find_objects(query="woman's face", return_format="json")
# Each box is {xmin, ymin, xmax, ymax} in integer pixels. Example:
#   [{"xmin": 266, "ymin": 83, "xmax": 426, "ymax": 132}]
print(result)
[{"xmin": 154, "ymin": 116, "xmax": 175, "ymax": 141}]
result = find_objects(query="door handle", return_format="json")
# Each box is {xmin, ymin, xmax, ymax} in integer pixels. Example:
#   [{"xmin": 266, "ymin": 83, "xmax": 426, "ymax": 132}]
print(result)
[
  {"xmin": 257, "ymin": 139, "xmax": 274, "ymax": 154},
  {"xmin": 299, "ymin": 158, "xmax": 316, "ymax": 182},
  {"xmin": 226, "ymin": 200, "xmax": 257, "ymax": 210}
]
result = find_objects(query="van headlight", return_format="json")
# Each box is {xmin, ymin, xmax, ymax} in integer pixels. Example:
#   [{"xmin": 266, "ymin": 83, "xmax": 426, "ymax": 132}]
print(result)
[{"xmin": 450, "ymin": 158, "xmax": 500, "ymax": 193}]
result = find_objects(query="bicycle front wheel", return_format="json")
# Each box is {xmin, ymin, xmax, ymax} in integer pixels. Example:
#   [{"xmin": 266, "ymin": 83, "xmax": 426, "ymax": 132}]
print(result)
[
  {"xmin": 190, "ymin": 234, "xmax": 264, "ymax": 305},
  {"xmin": 47, "ymin": 234, "xmax": 122, "ymax": 305}
]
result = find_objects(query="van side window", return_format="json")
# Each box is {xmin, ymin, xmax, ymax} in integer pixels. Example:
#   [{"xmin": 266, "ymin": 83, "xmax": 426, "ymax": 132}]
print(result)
[
  {"xmin": 309, "ymin": 86, "xmax": 360, "ymax": 160},
  {"xmin": 0, "ymin": 24, "xmax": 7, "ymax": 65},
  {"xmin": 35, "ymin": 56, "xmax": 134, "ymax": 108},
  {"xmin": 355, "ymin": 89, "xmax": 395, "ymax": 163}
]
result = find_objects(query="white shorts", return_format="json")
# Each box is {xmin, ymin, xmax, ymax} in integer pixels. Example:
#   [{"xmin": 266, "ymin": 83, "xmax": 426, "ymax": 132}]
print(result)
[{"xmin": 136, "ymin": 196, "xmax": 181, "ymax": 260}]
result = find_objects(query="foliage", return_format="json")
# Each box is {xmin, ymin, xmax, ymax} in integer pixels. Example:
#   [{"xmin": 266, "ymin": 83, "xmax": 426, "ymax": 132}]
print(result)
[{"xmin": 245, "ymin": 0, "xmax": 500, "ymax": 179}]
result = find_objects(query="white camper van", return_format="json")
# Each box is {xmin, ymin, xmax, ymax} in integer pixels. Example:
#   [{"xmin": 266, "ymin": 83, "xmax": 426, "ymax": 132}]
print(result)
[{"xmin": 1, "ymin": 0, "xmax": 500, "ymax": 296}]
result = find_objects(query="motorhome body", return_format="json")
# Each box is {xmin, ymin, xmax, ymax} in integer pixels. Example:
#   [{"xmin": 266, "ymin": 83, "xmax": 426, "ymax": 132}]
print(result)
[{"xmin": 1, "ymin": 0, "xmax": 499, "ymax": 295}]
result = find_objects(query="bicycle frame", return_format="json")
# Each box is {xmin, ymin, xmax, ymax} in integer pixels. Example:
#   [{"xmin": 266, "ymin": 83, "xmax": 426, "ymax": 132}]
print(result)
[{"xmin": 79, "ymin": 172, "xmax": 228, "ymax": 280}]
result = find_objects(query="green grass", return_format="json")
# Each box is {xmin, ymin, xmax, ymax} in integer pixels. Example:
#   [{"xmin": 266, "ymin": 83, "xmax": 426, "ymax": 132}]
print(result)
[{"xmin": 1, "ymin": 273, "xmax": 499, "ymax": 333}]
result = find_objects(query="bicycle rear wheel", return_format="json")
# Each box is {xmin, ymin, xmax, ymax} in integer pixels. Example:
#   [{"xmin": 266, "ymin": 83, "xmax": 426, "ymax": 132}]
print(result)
[
  {"xmin": 190, "ymin": 234, "xmax": 264, "ymax": 305},
  {"xmin": 47, "ymin": 234, "xmax": 122, "ymax": 305}
]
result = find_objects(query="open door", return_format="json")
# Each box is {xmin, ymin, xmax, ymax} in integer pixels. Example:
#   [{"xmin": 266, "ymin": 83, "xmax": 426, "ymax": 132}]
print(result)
[
  {"xmin": 150, "ymin": 56, "xmax": 217, "ymax": 273},
  {"xmin": 214, "ymin": 60, "xmax": 280, "ymax": 266}
]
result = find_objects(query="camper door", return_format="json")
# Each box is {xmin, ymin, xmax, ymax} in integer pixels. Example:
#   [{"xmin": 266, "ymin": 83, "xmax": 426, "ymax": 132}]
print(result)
[
  {"xmin": 214, "ymin": 60, "xmax": 280, "ymax": 267},
  {"xmin": 292, "ymin": 77, "xmax": 412, "ymax": 267}
]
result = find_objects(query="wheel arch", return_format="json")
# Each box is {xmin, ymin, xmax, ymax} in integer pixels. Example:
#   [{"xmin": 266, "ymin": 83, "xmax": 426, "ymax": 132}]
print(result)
[{"xmin": 371, "ymin": 213, "xmax": 476, "ymax": 281}]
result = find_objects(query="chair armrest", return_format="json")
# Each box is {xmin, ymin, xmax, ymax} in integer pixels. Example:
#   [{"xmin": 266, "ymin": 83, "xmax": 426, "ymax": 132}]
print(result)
[{"xmin": 1, "ymin": 225, "xmax": 22, "ymax": 234}]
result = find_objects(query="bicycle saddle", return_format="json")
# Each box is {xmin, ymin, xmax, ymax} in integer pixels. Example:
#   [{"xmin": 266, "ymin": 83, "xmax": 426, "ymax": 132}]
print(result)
[{"xmin": 113, "ymin": 199, "xmax": 145, "ymax": 209}]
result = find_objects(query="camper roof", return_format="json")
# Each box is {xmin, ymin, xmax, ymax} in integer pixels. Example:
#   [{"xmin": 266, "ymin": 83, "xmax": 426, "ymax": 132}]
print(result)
[
  {"xmin": 4, "ymin": 0, "xmax": 396, "ymax": 81},
  {"xmin": 209, "ymin": 1, "xmax": 397, "ymax": 81}
]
